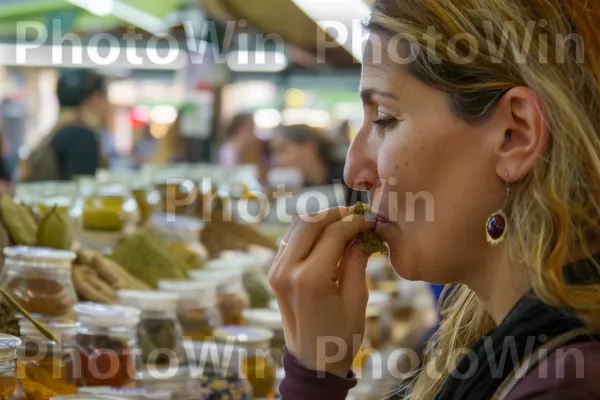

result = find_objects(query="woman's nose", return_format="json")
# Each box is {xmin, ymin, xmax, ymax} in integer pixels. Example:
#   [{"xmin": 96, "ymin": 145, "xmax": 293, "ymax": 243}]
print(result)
[{"xmin": 344, "ymin": 131, "xmax": 379, "ymax": 191}]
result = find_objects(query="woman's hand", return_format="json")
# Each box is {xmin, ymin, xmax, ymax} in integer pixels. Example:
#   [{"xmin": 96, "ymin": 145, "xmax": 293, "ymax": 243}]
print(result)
[{"xmin": 269, "ymin": 207, "xmax": 376, "ymax": 377}]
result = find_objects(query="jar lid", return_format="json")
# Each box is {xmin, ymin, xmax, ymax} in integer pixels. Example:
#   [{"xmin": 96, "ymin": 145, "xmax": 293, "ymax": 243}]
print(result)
[
  {"xmin": 242, "ymin": 309, "xmax": 283, "ymax": 331},
  {"xmin": 151, "ymin": 214, "xmax": 204, "ymax": 233},
  {"xmin": 189, "ymin": 269, "xmax": 243, "ymax": 294},
  {"xmin": 4, "ymin": 246, "xmax": 76, "ymax": 265},
  {"xmin": 213, "ymin": 326, "xmax": 274, "ymax": 349},
  {"xmin": 19, "ymin": 319, "xmax": 80, "ymax": 342},
  {"xmin": 74, "ymin": 302, "xmax": 141, "ymax": 327},
  {"xmin": 216, "ymin": 252, "xmax": 264, "ymax": 272},
  {"xmin": 0, "ymin": 334, "xmax": 21, "ymax": 361},
  {"xmin": 157, "ymin": 280, "xmax": 217, "ymax": 308},
  {"xmin": 117, "ymin": 290, "xmax": 179, "ymax": 313}
]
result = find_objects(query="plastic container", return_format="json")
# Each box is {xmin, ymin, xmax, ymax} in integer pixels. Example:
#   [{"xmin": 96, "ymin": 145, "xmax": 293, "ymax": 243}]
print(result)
[
  {"xmin": 116, "ymin": 291, "xmax": 188, "ymax": 368},
  {"xmin": 0, "ymin": 334, "xmax": 24, "ymax": 400},
  {"xmin": 18, "ymin": 319, "xmax": 80, "ymax": 394},
  {"xmin": 150, "ymin": 214, "xmax": 207, "ymax": 270},
  {"xmin": 189, "ymin": 270, "xmax": 249, "ymax": 326},
  {"xmin": 213, "ymin": 326, "xmax": 275, "ymax": 399},
  {"xmin": 73, "ymin": 303, "xmax": 141, "ymax": 388},
  {"xmin": 0, "ymin": 247, "xmax": 77, "ymax": 319},
  {"xmin": 156, "ymin": 280, "xmax": 221, "ymax": 342},
  {"xmin": 241, "ymin": 309, "xmax": 284, "ymax": 362}
]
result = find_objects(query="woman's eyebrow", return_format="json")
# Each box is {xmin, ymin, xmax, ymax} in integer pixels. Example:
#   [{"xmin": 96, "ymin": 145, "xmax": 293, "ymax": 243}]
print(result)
[{"xmin": 360, "ymin": 88, "xmax": 398, "ymax": 105}]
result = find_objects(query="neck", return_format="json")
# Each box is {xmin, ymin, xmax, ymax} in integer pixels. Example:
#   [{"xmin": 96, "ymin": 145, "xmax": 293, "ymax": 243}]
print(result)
[{"xmin": 466, "ymin": 247, "xmax": 530, "ymax": 325}]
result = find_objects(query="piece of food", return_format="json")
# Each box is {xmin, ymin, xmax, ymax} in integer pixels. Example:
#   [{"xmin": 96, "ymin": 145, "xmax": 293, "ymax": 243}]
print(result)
[
  {"xmin": 0, "ymin": 194, "xmax": 38, "ymax": 246},
  {"xmin": 91, "ymin": 252, "xmax": 152, "ymax": 291},
  {"xmin": 36, "ymin": 206, "xmax": 72, "ymax": 250},
  {"xmin": 109, "ymin": 230, "xmax": 189, "ymax": 288},
  {"xmin": 352, "ymin": 202, "xmax": 388, "ymax": 255},
  {"xmin": 72, "ymin": 264, "xmax": 118, "ymax": 304}
]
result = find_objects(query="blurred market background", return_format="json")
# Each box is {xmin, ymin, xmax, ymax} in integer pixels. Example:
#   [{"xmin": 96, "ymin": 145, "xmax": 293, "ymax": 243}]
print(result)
[{"xmin": 0, "ymin": 1, "xmax": 441, "ymax": 400}]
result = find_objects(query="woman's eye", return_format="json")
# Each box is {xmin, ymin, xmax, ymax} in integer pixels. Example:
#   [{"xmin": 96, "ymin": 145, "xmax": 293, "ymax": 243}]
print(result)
[{"xmin": 373, "ymin": 114, "xmax": 396, "ymax": 129}]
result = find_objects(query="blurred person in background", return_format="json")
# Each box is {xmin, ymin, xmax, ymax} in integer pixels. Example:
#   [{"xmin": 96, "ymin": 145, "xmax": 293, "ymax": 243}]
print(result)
[
  {"xmin": 150, "ymin": 115, "xmax": 185, "ymax": 165},
  {"xmin": 132, "ymin": 124, "xmax": 158, "ymax": 168},
  {"xmin": 219, "ymin": 113, "xmax": 267, "ymax": 178},
  {"xmin": 22, "ymin": 69, "xmax": 108, "ymax": 181},
  {"xmin": 270, "ymin": 124, "xmax": 345, "ymax": 188}
]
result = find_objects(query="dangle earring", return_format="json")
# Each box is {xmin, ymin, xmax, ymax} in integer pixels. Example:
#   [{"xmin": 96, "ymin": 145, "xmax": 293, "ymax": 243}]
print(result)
[{"xmin": 486, "ymin": 172, "xmax": 510, "ymax": 246}]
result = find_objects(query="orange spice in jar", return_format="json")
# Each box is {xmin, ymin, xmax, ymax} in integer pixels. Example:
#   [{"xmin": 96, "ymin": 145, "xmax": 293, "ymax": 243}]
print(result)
[{"xmin": 0, "ymin": 247, "xmax": 77, "ymax": 319}]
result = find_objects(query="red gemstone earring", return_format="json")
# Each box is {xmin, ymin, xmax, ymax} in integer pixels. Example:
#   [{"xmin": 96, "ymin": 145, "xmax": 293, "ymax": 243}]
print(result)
[{"xmin": 486, "ymin": 172, "xmax": 510, "ymax": 246}]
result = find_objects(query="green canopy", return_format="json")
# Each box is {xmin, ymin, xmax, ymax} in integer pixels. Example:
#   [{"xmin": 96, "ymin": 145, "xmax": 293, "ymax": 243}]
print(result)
[{"xmin": 0, "ymin": 0, "xmax": 185, "ymax": 37}]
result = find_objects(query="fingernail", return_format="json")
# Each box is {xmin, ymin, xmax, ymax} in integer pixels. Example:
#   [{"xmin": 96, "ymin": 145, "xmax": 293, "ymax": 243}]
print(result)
[{"xmin": 366, "ymin": 213, "xmax": 376, "ymax": 221}]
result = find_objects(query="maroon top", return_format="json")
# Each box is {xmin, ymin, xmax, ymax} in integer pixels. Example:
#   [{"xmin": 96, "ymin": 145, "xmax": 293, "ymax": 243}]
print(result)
[{"xmin": 280, "ymin": 342, "xmax": 600, "ymax": 399}]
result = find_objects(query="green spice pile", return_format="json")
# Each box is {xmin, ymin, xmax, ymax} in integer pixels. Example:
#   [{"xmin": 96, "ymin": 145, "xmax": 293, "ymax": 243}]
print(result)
[
  {"xmin": 0, "ymin": 302, "xmax": 20, "ymax": 336},
  {"xmin": 353, "ymin": 202, "xmax": 388, "ymax": 255}
]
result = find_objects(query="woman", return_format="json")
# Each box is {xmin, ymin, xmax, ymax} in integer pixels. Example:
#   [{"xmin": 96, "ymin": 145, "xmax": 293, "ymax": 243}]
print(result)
[
  {"xmin": 270, "ymin": 1, "xmax": 600, "ymax": 399},
  {"xmin": 270, "ymin": 124, "xmax": 345, "ymax": 187}
]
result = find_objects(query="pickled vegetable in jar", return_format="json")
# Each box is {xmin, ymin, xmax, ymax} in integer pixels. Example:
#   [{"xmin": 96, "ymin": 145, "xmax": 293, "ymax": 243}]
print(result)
[
  {"xmin": 73, "ymin": 303, "xmax": 140, "ymax": 388},
  {"xmin": 190, "ymin": 269, "xmax": 249, "ymax": 326},
  {"xmin": 213, "ymin": 326, "xmax": 275, "ymax": 399},
  {"xmin": 0, "ymin": 247, "xmax": 77, "ymax": 319},
  {"xmin": 157, "ymin": 280, "xmax": 220, "ymax": 342},
  {"xmin": 116, "ymin": 291, "xmax": 187, "ymax": 367}
]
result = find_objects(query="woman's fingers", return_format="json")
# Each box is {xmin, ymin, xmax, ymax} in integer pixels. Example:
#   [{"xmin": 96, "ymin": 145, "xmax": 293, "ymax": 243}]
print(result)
[
  {"xmin": 338, "ymin": 241, "xmax": 370, "ymax": 309},
  {"xmin": 278, "ymin": 206, "xmax": 352, "ymax": 264},
  {"xmin": 307, "ymin": 214, "xmax": 375, "ymax": 270}
]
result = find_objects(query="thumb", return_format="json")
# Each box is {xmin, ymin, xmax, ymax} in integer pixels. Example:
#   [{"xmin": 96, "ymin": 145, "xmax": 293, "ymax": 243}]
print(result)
[{"xmin": 338, "ymin": 241, "xmax": 370, "ymax": 311}]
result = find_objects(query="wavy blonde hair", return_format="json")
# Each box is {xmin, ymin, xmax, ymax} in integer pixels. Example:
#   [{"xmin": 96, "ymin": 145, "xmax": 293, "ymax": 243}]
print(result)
[{"xmin": 368, "ymin": 0, "xmax": 600, "ymax": 399}]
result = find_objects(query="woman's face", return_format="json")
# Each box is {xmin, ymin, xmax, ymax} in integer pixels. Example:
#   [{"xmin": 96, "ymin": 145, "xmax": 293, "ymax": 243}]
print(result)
[{"xmin": 345, "ymin": 35, "xmax": 508, "ymax": 284}]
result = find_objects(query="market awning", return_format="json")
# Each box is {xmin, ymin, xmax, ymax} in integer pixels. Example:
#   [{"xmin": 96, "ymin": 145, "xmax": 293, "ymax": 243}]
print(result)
[{"xmin": 200, "ymin": 0, "xmax": 366, "ymax": 68}]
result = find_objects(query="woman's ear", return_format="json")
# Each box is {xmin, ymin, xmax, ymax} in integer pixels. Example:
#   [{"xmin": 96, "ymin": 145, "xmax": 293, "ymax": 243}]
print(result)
[{"xmin": 494, "ymin": 87, "xmax": 549, "ymax": 182}]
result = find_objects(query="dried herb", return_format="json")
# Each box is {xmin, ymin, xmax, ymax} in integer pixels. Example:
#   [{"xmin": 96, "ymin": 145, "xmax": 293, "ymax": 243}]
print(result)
[
  {"xmin": 353, "ymin": 202, "xmax": 388, "ymax": 255},
  {"xmin": 0, "ymin": 302, "xmax": 19, "ymax": 337}
]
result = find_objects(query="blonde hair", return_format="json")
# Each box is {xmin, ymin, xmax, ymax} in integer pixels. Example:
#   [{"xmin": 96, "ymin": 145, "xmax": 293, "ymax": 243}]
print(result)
[{"xmin": 368, "ymin": 1, "xmax": 600, "ymax": 399}]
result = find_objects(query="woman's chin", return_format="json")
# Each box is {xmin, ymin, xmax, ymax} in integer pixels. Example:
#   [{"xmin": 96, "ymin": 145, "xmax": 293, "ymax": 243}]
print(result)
[{"xmin": 387, "ymin": 246, "xmax": 422, "ymax": 282}]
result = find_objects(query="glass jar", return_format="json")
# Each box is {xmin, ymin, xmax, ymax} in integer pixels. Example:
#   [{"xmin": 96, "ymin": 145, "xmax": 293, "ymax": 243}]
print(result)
[
  {"xmin": 73, "ymin": 303, "xmax": 141, "ymax": 388},
  {"xmin": 18, "ymin": 320, "xmax": 80, "ymax": 394},
  {"xmin": 15, "ymin": 182, "xmax": 77, "ymax": 219},
  {"xmin": 71, "ymin": 183, "xmax": 139, "ymax": 233},
  {"xmin": 185, "ymin": 341, "xmax": 252, "ymax": 400},
  {"xmin": 0, "ymin": 335, "xmax": 24, "ymax": 400},
  {"xmin": 241, "ymin": 309, "xmax": 284, "ymax": 365},
  {"xmin": 216, "ymin": 252, "xmax": 273, "ymax": 309},
  {"xmin": 157, "ymin": 280, "xmax": 220, "ymax": 342},
  {"xmin": 138, "ymin": 366, "xmax": 201, "ymax": 400},
  {"xmin": 154, "ymin": 177, "xmax": 197, "ymax": 216},
  {"xmin": 130, "ymin": 184, "xmax": 160, "ymax": 227},
  {"xmin": 0, "ymin": 247, "xmax": 77, "ymax": 320},
  {"xmin": 116, "ymin": 291, "xmax": 187, "ymax": 368},
  {"xmin": 189, "ymin": 270, "xmax": 249, "ymax": 326},
  {"xmin": 149, "ymin": 214, "xmax": 207, "ymax": 270},
  {"xmin": 364, "ymin": 291, "xmax": 392, "ymax": 351},
  {"xmin": 213, "ymin": 326, "xmax": 275, "ymax": 399}
]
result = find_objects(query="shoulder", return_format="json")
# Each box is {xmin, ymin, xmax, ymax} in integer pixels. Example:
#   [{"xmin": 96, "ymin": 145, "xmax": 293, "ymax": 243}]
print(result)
[
  {"xmin": 507, "ymin": 340, "xmax": 600, "ymax": 399},
  {"xmin": 53, "ymin": 125, "xmax": 97, "ymax": 146}
]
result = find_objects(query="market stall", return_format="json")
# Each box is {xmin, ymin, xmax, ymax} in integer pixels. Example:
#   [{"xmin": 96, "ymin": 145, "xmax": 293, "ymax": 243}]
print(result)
[{"xmin": 0, "ymin": 166, "xmax": 437, "ymax": 400}]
